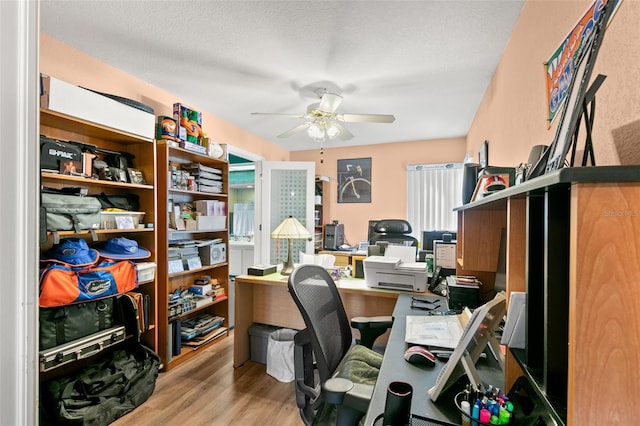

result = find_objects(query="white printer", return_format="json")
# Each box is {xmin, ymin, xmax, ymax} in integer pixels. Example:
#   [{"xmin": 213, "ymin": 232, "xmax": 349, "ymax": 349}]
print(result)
[{"xmin": 363, "ymin": 255, "xmax": 428, "ymax": 292}]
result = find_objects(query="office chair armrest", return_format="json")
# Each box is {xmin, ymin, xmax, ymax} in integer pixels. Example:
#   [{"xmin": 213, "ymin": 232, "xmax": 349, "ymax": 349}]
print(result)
[
  {"xmin": 323, "ymin": 377, "xmax": 373, "ymax": 412},
  {"xmin": 350, "ymin": 315, "xmax": 394, "ymax": 349},
  {"xmin": 294, "ymin": 329, "xmax": 321, "ymax": 410}
]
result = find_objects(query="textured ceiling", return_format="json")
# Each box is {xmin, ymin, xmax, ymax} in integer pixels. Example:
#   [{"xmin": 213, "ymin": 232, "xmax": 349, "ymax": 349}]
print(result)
[{"xmin": 40, "ymin": 0, "xmax": 524, "ymax": 152}]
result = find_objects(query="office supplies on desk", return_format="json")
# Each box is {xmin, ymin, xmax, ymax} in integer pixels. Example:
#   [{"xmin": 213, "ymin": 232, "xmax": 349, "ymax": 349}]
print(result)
[
  {"xmin": 363, "ymin": 255, "xmax": 428, "ymax": 292},
  {"xmin": 428, "ymin": 292, "xmax": 506, "ymax": 401}
]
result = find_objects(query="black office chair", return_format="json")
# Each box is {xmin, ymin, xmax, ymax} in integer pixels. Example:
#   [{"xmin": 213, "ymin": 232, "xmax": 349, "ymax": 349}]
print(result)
[
  {"xmin": 288, "ymin": 265, "xmax": 394, "ymax": 426},
  {"xmin": 369, "ymin": 219, "xmax": 418, "ymax": 247}
]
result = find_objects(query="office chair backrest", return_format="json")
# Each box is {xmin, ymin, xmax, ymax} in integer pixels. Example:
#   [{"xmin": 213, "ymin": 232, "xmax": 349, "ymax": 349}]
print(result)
[
  {"xmin": 369, "ymin": 219, "xmax": 418, "ymax": 247},
  {"xmin": 288, "ymin": 265, "xmax": 353, "ymax": 383}
]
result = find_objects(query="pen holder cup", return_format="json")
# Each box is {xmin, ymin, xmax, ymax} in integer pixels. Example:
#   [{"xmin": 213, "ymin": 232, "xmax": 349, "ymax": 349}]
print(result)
[{"xmin": 455, "ymin": 392, "xmax": 512, "ymax": 426}]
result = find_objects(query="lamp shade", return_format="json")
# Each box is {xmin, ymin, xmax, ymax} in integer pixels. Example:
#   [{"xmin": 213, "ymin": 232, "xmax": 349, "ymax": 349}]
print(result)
[{"xmin": 271, "ymin": 216, "xmax": 311, "ymax": 239}]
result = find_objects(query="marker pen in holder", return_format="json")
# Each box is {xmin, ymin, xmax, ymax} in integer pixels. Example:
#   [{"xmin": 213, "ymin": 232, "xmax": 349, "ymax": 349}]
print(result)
[{"xmin": 460, "ymin": 400, "xmax": 471, "ymax": 426}]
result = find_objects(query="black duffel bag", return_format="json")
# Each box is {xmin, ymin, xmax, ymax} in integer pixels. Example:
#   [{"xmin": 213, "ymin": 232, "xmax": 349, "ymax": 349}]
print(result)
[
  {"xmin": 39, "ymin": 296, "xmax": 120, "ymax": 351},
  {"xmin": 40, "ymin": 341, "xmax": 160, "ymax": 426},
  {"xmin": 92, "ymin": 192, "xmax": 140, "ymax": 211}
]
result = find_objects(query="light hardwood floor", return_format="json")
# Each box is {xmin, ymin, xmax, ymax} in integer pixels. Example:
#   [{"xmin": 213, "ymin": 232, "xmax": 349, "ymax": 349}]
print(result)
[{"xmin": 112, "ymin": 330, "xmax": 302, "ymax": 425}]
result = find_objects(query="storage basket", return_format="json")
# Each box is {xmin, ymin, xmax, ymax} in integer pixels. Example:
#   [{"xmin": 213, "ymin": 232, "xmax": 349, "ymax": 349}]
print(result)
[
  {"xmin": 372, "ymin": 413, "xmax": 451, "ymax": 425},
  {"xmin": 100, "ymin": 211, "xmax": 145, "ymax": 229},
  {"xmin": 455, "ymin": 392, "xmax": 512, "ymax": 426}
]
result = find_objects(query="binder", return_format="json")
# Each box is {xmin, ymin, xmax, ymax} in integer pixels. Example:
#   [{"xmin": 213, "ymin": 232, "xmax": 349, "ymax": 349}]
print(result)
[{"xmin": 173, "ymin": 320, "xmax": 182, "ymax": 356}]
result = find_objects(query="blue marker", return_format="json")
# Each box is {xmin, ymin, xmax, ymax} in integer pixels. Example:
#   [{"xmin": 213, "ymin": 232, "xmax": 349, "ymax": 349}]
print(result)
[{"xmin": 471, "ymin": 399, "xmax": 480, "ymax": 426}]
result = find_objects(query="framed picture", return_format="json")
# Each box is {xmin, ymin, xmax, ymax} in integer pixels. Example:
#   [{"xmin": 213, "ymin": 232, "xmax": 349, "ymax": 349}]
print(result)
[
  {"xmin": 478, "ymin": 140, "xmax": 489, "ymax": 169},
  {"xmin": 59, "ymin": 159, "xmax": 82, "ymax": 176},
  {"xmin": 337, "ymin": 157, "xmax": 371, "ymax": 203}
]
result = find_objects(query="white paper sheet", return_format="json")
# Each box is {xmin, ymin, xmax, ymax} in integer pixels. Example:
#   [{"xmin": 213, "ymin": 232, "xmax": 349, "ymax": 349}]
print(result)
[{"xmin": 405, "ymin": 315, "xmax": 464, "ymax": 349}]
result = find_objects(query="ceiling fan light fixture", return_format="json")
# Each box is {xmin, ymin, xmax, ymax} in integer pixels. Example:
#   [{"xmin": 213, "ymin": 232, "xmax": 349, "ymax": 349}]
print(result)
[
  {"xmin": 307, "ymin": 122, "xmax": 325, "ymax": 141},
  {"xmin": 326, "ymin": 123, "xmax": 340, "ymax": 139}
]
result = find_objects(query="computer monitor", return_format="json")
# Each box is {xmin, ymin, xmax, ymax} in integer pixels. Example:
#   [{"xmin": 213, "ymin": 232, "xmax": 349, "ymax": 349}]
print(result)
[{"xmin": 422, "ymin": 230, "xmax": 457, "ymax": 253}]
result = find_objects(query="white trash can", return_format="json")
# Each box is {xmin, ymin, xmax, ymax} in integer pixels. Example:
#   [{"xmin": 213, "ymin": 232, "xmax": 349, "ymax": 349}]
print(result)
[{"xmin": 266, "ymin": 328, "xmax": 297, "ymax": 382}]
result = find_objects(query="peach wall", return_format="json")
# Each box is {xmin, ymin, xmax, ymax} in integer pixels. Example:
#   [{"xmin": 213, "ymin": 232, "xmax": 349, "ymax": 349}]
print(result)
[
  {"xmin": 292, "ymin": 138, "xmax": 466, "ymax": 245},
  {"xmin": 39, "ymin": 34, "xmax": 289, "ymax": 162},
  {"xmin": 467, "ymin": 0, "xmax": 640, "ymax": 167}
]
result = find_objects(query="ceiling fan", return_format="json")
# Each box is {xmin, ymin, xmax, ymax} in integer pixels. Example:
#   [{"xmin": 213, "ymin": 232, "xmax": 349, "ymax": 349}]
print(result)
[{"xmin": 251, "ymin": 91, "xmax": 395, "ymax": 142}]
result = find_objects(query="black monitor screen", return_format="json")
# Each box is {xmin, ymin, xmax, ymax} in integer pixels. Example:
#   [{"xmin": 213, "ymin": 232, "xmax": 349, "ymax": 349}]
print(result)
[{"xmin": 422, "ymin": 230, "xmax": 457, "ymax": 253}]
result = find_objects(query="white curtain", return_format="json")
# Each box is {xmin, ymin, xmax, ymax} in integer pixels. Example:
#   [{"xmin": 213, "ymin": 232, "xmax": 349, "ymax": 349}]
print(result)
[
  {"xmin": 407, "ymin": 163, "xmax": 464, "ymax": 240},
  {"xmin": 232, "ymin": 203, "xmax": 255, "ymax": 237}
]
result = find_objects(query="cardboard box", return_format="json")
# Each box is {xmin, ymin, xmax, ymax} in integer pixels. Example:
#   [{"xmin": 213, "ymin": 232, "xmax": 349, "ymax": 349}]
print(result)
[
  {"xmin": 40, "ymin": 75, "xmax": 155, "ymax": 139},
  {"xmin": 188, "ymin": 283, "xmax": 212, "ymax": 296},
  {"xmin": 173, "ymin": 103, "xmax": 203, "ymax": 143},
  {"xmin": 195, "ymin": 200, "xmax": 225, "ymax": 216}
]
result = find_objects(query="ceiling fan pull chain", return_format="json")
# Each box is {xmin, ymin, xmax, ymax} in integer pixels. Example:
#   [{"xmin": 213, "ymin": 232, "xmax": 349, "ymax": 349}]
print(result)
[{"xmin": 320, "ymin": 140, "xmax": 324, "ymax": 164}]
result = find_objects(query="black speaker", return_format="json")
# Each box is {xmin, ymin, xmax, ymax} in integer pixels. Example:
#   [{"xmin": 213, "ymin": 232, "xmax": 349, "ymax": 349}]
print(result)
[{"xmin": 462, "ymin": 163, "xmax": 479, "ymax": 204}]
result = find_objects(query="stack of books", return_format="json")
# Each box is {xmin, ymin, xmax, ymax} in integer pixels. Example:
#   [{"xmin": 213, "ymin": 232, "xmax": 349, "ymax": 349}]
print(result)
[{"xmin": 445, "ymin": 275, "xmax": 482, "ymax": 288}]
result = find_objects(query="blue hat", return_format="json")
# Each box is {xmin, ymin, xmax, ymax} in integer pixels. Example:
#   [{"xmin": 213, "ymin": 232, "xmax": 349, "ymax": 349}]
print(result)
[
  {"xmin": 94, "ymin": 237, "xmax": 150, "ymax": 260},
  {"xmin": 41, "ymin": 238, "xmax": 99, "ymax": 266}
]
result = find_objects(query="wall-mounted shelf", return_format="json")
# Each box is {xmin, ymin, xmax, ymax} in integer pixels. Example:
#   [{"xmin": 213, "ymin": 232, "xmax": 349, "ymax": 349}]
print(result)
[{"xmin": 455, "ymin": 166, "xmax": 640, "ymax": 425}]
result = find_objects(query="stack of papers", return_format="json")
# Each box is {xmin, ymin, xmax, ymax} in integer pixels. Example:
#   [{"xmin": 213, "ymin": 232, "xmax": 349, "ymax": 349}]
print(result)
[{"xmin": 405, "ymin": 313, "xmax": 469, "ymax": 349}]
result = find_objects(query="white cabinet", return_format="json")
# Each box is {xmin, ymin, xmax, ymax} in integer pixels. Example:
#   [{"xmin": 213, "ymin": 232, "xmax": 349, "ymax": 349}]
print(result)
[{"xmin": 229, "ymin": 241, "xmax": 254, "ymax": 276}]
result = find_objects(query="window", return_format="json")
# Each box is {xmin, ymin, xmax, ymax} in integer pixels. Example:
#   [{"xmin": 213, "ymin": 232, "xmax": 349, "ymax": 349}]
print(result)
[{"xmin": 407, "ymin": 163, "xmax": 464, "ymax": 239}]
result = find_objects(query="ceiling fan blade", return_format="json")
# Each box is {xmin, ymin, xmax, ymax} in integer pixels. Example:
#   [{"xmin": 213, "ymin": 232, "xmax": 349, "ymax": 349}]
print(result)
[
  {"xmin": 338, "ymin": 113, "xmax": 396, "ymax": 123},
  {"xmin": 251, "ymin": 112, "xmax": 307, "ymax": 119},
  {"xmin": 332, "ymin": 122, "xmax": 354, "ymax": 141},
  {"xmin": 317, "ymin": 93, "xmax": 343, "ymax": 114},
  {"xmin": 277, "ymin": 122, "xmax": 312, "ymax": 138}
]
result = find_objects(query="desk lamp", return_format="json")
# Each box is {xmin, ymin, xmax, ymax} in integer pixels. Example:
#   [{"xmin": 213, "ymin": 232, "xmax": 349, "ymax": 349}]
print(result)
[{"xmin": 271, "ymin": 215, "xmax": 311, "ymax": 275}]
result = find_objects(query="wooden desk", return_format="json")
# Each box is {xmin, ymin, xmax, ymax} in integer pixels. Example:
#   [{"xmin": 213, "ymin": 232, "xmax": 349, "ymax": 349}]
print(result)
[
  {"xmin": 233, "ymin": 273, "xmax": 401, "ymax": 367},
  {"xmin": 364, "ymin": 294, "xmax": 503, "ymax": 425}
]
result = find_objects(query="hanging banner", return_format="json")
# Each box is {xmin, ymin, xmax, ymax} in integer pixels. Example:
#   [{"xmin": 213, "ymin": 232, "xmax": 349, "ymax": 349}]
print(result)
[{"xmin": 543, "ymin": 0, "xmax": 621, "ymax": 126}]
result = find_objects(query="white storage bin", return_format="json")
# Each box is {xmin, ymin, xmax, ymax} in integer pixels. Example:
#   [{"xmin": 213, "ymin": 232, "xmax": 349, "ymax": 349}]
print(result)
[
  {"xmin": 135, "ymin": 262, "xmax": 156, "ymax": 282},
  {"xmin": 100, "ymin": 212, "xmax": 145, "ymax": 230},
  {"xmin": 196, "ymin": 215, "xmax": 226, "ymax": 230}
]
